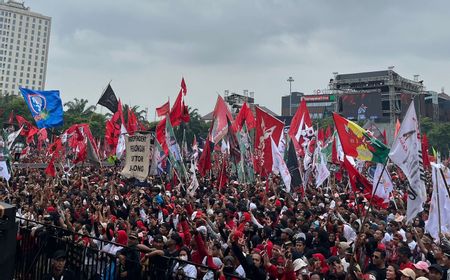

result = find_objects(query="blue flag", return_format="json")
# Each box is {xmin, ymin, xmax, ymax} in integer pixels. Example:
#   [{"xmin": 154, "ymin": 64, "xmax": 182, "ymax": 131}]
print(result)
[{"xmin": 20, "ymin": 88, "xmax": 64, "ymax": 129}]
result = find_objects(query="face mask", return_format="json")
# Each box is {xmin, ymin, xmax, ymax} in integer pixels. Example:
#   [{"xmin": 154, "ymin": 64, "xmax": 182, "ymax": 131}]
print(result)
[{"xmin": 179, "ymin": 255, "xmax": 188, "ymax": 261}]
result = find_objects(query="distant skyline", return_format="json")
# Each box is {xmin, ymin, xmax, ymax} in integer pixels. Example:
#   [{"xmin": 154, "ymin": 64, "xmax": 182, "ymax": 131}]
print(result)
[{"xmin": 28, "ymin": 0, "xmax": 450, "ymax": 117}]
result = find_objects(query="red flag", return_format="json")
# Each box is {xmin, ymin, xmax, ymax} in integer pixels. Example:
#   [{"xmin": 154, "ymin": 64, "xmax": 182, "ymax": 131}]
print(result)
[
  {"xmin": 16, "ymin": 115, "xmax": 32, "ymax": 136},
  {"xmin": 333, "ymin": 113, "xmax": 389, "ymax": 163},
  {"xmin": 382, "ymin": 129, "xmax": 387, "ymax": 145},
  {"xmin": 394, "ymin": 118, "xmax": 401, "ymax": 139},
  {"xmin": 210, "ymin": 95, "xmax": 233, "ymax": 144},
  {"xmin": 254, "ymin": 107, "xmax": 284, "ymax": 176},
  {"xmin": 37, "ymin": 128, "xmax": 48, "ymax": 150},
  {"xmin": 197, "ymin": 140, "xmax": 212, "ymax": 177},
  {"xmin": 26, "ymin": 126, "xmax": 39, "ymax": 144},
  {"xmin": 325, "ymin": 125, "xmax": 332, "ymax": 142},
  {"xmin": 156, "ymin": 100, "xmax": 170, "ymax": 117},
  {"xmin": 170, "ymin": 90, "xmax": 185, "ymax": 127},
  {"xmin": 127, "ymin": 108, "xmax": 138, "ymax": 136},
  {"xmin": 181, "ymin": 77, "xmax": 187, "ymax": 95},
  {"xmin": 105, "ymin": 101, "xmax": 123, "ymax": 151},
  {"xmin": 45, "ymin": 157, "xmax": 57, "ymax": 177},
  {"xmin": 156, "ymin": 118, "xmax": 168, "ymax": 153},
  {"xmin": 288, "ymin": 99, "xmax": 312, "ymax": 139},
  {"xmin": 232, "ymin": 102, "xmax": 255, "ymax": 132},
  {"xmin": 7, "ymin": 110, "xmax": 14, "ymax": 124},
  {"xmin": 343, "ymin": 157, "xmax": 372, "ymax": 197},
  {"xmin": 318, "ymin": 128, "xmax": 324, "ymax": 144},
  {"xmin": 422, "ymin": 133, "xmax": 431, "ymax": 169},
  {"xmin": 218, "ymin": 159, "xmax": 228, "ymax": 189},
  {"xmin": 288, "ymin": 99, "xmax": 314, "ymax": 156},
  {"xmin": 331, "ymin": 137, "xmax": 339, "ymax": 164},
  {"xmin": 73, "ymin": 141, "xmax": 87, "ymax": 164}
]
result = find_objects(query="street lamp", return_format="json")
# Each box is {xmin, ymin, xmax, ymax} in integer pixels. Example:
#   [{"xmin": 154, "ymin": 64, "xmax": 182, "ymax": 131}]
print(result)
[{"xmin": 287, "ymin": 76, "xmax": 294, "ymax": 115}]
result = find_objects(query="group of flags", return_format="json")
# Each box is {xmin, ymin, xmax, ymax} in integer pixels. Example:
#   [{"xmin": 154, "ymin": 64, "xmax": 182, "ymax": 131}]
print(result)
[{"xmin": 1, "ymin": 80, "xmax": 449, "ymax": 241}]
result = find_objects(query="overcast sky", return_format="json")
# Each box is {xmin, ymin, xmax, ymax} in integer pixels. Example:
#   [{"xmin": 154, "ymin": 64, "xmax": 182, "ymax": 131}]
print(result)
[{"xmin": 28, "ymin": 0, "xmax": 450, "ymax": 117}]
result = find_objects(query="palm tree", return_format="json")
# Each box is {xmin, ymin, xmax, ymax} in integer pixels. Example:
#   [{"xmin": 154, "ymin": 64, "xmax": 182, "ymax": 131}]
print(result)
[
  {"xmin": 64, "ymin": 98, "xmax": 96, "ymax": 117},
  {"xmin": 123, "ymin": 104, "xmax": 147, "ymax": 122}
]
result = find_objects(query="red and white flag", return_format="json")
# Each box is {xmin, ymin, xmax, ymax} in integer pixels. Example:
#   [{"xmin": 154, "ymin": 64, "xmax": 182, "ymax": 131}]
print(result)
[
  {"xmin": 254, "ymin": 107, "xmax": 284, "ymax": 176},
  {"xmin": 209, "ymin": 95, "xmax": 233, "ymax": 144}
]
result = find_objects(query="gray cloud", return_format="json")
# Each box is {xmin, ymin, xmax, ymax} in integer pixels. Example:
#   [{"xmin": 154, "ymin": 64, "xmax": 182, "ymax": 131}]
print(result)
[{"xmin": 28, "ymin": 0, "xmax": 450, "ymax": 116}]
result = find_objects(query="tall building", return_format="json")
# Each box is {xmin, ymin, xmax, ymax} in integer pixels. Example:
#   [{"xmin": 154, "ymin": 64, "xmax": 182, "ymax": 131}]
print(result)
[
  {"xmin": 281, "ymin": 91, "xmax": 304, "ymax": 116},
  {"xmin": 0, "ymin": 0, "xmax": 51, "ymax": 95}
]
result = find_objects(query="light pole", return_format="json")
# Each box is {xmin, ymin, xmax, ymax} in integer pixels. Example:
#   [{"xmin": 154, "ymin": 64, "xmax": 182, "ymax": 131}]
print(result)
[{"xmin": 287, "ymin": 76, "xmax": 294, "ymax": 115}]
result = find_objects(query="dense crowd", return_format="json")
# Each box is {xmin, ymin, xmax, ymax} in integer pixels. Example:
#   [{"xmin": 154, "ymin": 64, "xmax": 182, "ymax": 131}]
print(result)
[{"xmin": 2, "ymin": 150, "xmax": 450, "ymax": 280}]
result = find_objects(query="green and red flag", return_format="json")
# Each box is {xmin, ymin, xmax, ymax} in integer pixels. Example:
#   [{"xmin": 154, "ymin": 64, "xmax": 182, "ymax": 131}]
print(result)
[{"xmin": 333, "ymin": 113, "xmax": 389, "ymax": 163}]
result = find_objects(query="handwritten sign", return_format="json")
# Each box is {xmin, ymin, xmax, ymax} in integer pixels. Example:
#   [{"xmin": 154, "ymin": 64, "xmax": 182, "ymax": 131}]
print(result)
[{"xmin": 121, "ymin": 133, "xmax": 151, "ymax": 181}]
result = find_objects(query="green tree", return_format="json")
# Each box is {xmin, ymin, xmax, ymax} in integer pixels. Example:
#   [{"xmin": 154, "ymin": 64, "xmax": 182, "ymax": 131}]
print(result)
[
  {"xmin": 0, "ymin": 94, "xmax": 33, "ymax": 125},
  {"xmin": 64, "ymin": 98, "xmax": 96, "ymax": 117},
  {"xmin": 420, "ymin": 117, "xmax": 433, "ymax": 135},
  {"xmin": 63, "ymin": 98, "xmax": 106, "ymax": 138},
  {"xmin": 174, "ymin": 107, "xmax": 209, "ymax": 146},
  {"xmin": 427, "ymin": 122, "xmax": 450, "ymax": 158}
]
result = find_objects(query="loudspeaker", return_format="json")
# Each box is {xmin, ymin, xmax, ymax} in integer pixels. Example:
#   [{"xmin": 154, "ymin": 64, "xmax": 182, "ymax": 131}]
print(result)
[{"xmin": 0, "ymin": 202, "xmax": 17, "ymax": 280}]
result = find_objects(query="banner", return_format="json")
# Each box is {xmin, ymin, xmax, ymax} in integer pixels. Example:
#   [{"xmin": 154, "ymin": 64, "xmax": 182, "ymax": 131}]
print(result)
[
  {"xmin": 389, "ymin": 102, "xmax": 426, "ymax": 223},
  {"xmin": 121, "ymin": 133, "xmax": 151, "ymax": 181},
  {"xmin": 20, "ymin": 88, "xmax": 64, "ymax": 129}
]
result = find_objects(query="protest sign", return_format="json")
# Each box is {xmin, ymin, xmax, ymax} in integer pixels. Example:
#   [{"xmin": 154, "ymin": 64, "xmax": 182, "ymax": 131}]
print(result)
[{"xmin": 121, "ymin": 133, "xmax": 151, "ymax": 181}]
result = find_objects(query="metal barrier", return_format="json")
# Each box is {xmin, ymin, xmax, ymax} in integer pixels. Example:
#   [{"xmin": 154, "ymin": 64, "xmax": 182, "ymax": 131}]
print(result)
[{"xmin": 14, "ymin": 217, "xmax": 247, "ymax": 280}]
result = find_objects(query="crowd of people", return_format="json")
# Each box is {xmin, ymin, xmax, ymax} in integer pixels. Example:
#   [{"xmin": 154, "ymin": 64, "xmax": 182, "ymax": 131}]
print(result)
[{"xmin": 2, "ymin": 146, "xmax": 450, "ymax": 280}]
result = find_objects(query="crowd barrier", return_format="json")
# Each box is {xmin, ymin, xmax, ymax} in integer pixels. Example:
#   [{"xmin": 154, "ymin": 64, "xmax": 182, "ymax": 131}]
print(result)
[{"xmin": 14, "ymin": 217, "xmax": 247, "ymax": 280}]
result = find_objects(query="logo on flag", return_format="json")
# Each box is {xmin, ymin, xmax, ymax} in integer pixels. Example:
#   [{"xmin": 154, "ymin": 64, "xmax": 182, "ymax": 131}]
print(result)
[
  {"xmin": 28, "ymin": 94, "xmax": 47, "ymax": 114},
  {"xmin": 20, "ymin": 88, "xmax": 64, "ymax": 129}
]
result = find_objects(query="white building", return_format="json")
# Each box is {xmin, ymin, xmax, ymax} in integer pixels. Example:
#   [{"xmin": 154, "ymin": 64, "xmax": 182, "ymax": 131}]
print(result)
[{"xmin": 0, "ymin": 0, "xmax": 51, "ymax": 95}]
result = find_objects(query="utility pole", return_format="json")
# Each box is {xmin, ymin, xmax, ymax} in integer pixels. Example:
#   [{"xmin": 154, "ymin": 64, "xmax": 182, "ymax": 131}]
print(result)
[
  {"xmin": 287, "ymin": 76, "xmax": 294, "ymax": 116},
  {"xmin": 387, "ymin": 66, "xmax": 396, "ymax": 142}
]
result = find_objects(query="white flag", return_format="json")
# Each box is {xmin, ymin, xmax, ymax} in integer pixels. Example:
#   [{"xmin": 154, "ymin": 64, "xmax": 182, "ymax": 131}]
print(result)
[
  {"xmin": 372, "ymin": 163, "xmax": 393, "ymax": 203},
  {"xmin": 187, "ymin": 162, "xmax": 199, "ymax": 197},
  {"xmin": 0, "ymin": 161, "xmax": 10, "ymax": 181},
  {"xmin": 425, "ymin": 163, "xmax": 450, "ymax": 241},
  {"xmin": 116, "ymin": 124, "xmax": 128, "ymax": 159},
  {"xmin": 271, "ymin": 137, "xmax": 291, "ymax": 192},
  {"xmin": 389, "ymin": 102, "xmax": 426, "ymax": 223},
  {"xmin": 316, "ymin": 149, "xmax": 330, "ymax": 188},
  {"xmin": 7, "ymin": 126, "xmax": 23, "ymax": 150}
]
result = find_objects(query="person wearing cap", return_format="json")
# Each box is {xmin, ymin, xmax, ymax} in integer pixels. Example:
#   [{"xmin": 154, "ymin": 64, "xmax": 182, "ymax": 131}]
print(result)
[
  {"xmin": 293, "ymin": 258, "xmax": 309, "ymax": 279},
  {"xmin": 413, "ymin": 261, "xmax": 430, "ymax": 278},
  {"xmin": 428, "ymin": 264, "xmax": 444, "ymax": 280},
  {"xmin": 281, "ymin": 227, "xmax": 294, "ymax": 243},
  {"xmin": 400, "ymin": 268, "xmax": 417, "ymax": 280},
  {"xmin": 42, "ymin": 250, "xmax": 76, "ymax": 280},
  {"xmin": 113, "ymin": 231, "xmax": 141, "ymax": 280}
]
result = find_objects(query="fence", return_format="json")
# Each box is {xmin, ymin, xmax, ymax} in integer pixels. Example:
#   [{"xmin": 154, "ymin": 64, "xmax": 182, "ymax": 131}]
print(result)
[{"xmin": 14, "ymin": 217, "xmax": 247, "ymax": 280}]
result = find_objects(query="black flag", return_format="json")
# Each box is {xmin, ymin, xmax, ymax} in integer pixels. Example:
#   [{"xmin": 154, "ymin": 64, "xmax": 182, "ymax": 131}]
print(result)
[
  {"xmin": 286, "ymin": 138, "xmax": 302, "ymax": 190},
  {"xmin": 97, "ymin": 84, "xmax": 118, "ymax": 113}
]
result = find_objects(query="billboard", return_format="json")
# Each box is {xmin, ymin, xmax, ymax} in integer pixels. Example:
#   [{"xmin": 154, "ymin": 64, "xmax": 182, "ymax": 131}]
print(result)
[{"xmin": 340, "ymin": 92, "xmax": 382, "ymax": 121}]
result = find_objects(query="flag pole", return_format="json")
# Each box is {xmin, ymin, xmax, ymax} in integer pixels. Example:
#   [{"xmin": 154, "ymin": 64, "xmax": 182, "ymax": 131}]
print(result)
[
  {"xmin": 434, "ymin": 166, "xmax": 442, "ymax": 237},
  {"xmin": 350, "ymin": 156, "xmax": 390, "ymax": 268},
  {"xmin": 438, "ymin": 167, "xmax": 450, "ymax": 198}
]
